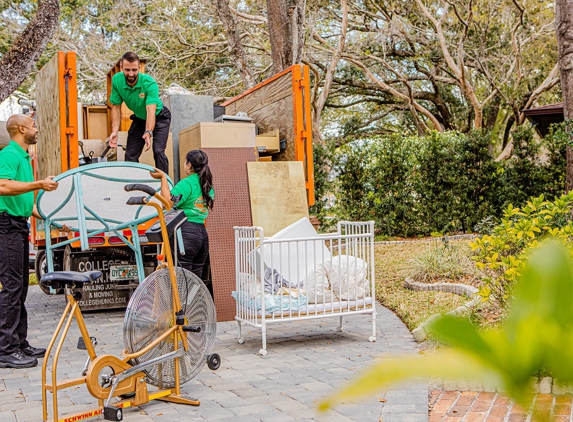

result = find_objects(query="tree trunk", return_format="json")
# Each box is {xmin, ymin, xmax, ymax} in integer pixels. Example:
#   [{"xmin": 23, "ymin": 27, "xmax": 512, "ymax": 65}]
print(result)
[
  {"xmin": 0, "ymin": 0, "xmax": 60, "ymax": 103},
  {"xmin": 215, "ymin": 0, "xmax": 257, "ymax": 89},
  {"xmin": 266, "ymin": 0, "xmax": 305, "ymax": 74},
  {"xmin": 556, "ymin": 0, "xmax": 573, "ymax": 191}
]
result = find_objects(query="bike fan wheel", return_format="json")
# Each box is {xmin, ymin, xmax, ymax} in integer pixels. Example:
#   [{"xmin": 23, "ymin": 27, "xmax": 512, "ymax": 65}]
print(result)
[{"xmin": 123, "ymin": 267, "xmax": 216, "ymax": 388}]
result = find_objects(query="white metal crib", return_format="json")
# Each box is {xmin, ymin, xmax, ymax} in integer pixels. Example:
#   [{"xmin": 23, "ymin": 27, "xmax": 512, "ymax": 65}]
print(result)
[{"xmin": 233, "ymin": 220, "xmax": 376, "ymax": 355}]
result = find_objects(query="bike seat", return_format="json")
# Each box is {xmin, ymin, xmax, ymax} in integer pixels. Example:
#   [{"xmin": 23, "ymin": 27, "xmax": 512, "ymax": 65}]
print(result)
[{"xmin": 40, "ymin": 271, "xmax": 102, "ymax": 290}]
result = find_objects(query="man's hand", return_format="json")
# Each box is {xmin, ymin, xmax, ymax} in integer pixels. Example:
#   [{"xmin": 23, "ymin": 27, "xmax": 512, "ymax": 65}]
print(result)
[
  {"xmin": 142, "ymin": 132, "xmax": 152, "ymax": 152},
  {"xmin": 149, "ymin": 168, "xmax": 165, "ymax": 180},
  {"xmin": 40, "ymin": 176, "xmax": 58, "ymax": 191},
  {"xmin": 61, "ymin": 224, "xmax": 71, "ymax": 233},
  {"xmin": 108, "ymin": 131, "xmax": 119, "ymax": 148}
]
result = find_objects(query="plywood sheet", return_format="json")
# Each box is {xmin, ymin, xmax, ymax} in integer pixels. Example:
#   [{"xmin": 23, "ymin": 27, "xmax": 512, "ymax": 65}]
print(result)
[
  {"xmin": 36, "ymin": 53, "xmax": 62, "ymax": 180},
  {"xmin": 204, "ymin": 147, "xmax": 256, "ymax": 322},
  {"xmin": 225, "ymin": 72, "xmax": 292, "ymax": 115},
  {"xmin": 224, "ymin": 73, "xmax": 295, "ymax": 162},
  {"xmin": 247, "ymin": 162, "xmax": 309, "ymax": 236}
]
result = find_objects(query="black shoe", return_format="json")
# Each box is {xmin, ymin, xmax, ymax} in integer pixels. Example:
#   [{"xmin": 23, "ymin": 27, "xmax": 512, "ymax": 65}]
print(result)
[
  {"xmin": 0, "ymin": 350, "xmax": 38, "ymax": 368},
  {"xmin": 21, "ymin": 345, "xmax": 46, "ymax": 357}
]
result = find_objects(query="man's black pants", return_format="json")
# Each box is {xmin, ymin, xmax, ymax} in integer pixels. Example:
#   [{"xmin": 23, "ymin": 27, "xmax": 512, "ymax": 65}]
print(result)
[
  {"xmin": 125, "ymin": 106, "xmax": 172, "ymax": 174},
  {"xmin": 0, "ymin": 214, "xmax": 30, "ymax": 355}
]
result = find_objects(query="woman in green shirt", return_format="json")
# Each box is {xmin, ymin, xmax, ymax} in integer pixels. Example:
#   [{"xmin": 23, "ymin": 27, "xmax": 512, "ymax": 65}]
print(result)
[{"xmin": 151, "ymin": 150, "xmax": 214, "ymax": 279}]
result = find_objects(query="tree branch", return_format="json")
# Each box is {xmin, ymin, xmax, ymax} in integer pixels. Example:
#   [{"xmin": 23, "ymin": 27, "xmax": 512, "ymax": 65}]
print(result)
[{"xmin": 0, "ymin": 0, "xmax": 60, "ymax": 102}]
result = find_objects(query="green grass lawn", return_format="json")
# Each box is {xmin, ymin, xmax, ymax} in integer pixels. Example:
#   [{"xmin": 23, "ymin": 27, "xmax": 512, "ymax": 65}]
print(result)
[{"xmin": 374, "ymin": 240, "xmax": 474, "ymax": 331}]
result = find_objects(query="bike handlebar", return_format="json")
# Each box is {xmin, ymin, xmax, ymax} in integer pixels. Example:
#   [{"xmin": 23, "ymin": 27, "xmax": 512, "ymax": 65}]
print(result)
[
  {"xmin": 126, "ymin": 196, "xmax": 147, "ymax": 205},
  {"xmin": 124, "ymin": 183, "xmax": 157, "ymax": 196}
]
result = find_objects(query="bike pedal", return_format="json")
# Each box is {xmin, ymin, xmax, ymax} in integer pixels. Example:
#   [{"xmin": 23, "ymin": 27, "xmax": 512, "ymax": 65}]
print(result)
[
  {"xmin": 77, "ymin": 336, "xmax": 97, "ymax": 350},
  {"xmin": 103, "ymin": 406, "xmax": 123, "ymax": 421}
]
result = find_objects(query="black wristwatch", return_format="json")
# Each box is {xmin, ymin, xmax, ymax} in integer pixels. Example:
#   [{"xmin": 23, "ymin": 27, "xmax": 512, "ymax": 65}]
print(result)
[{"xmin": 144, "ymin": 129, "xmax": 153, "ymax": 137}]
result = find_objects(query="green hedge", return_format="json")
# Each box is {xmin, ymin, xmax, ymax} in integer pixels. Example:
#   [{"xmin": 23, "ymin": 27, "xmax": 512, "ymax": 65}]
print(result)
[{"xmin": 327, "ymin": 124, "xmax": 566, "ymax": 237}]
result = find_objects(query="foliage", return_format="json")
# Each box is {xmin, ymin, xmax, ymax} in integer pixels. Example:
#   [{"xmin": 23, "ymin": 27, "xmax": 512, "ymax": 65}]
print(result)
[
  {"xmin": 0, "ymin": 0, "xmax": 562, "ymax": 141},
  {"xmin": 320, "ymin": 242, "xmax": 573, "ymax": 421},
  {"xmin": 309, "ymin": 140, "xmax": 336, "ymax": 230},
  {"xmin": 332, "ymin": 126, "xmax": 566, "ymax": 238},
  {"xmin": 542, "ymin": 120, "xmax": 571, "ymax": 196},
  {"xmin": 471, "ymin": 192, "xmax": 573, "ymax": 307},
  {"xmin": 413, "ymin": 130, "xmax": 501, "ymax": 234},
  {"xmin": 498, "ymin": 127, "xmax": 550, "ymax": 211},
  {"xmin": 313, "ymin": 0, "xmax": 559, "ymax": 139},
  {"xmin": 409, "ymin": 241, "xmax": 478, "ymax": 284},
  {"xmin": 335, "ymin": 135, "xmax": 419, "ymax": 236}
]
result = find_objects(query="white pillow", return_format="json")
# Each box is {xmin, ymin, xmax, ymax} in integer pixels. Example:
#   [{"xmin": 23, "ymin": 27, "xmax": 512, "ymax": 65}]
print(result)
[
  {"xmin": 326, "ymin": 255, "xmax": 370, "ymax": 301},
  {"xmin": 303, "ymin": 261, "xmax": 336, "ymax": 304}
]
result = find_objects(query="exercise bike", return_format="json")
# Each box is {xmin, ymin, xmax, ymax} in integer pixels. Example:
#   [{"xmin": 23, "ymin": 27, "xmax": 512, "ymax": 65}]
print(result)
[{"xmin": 40, "ymin": 183, "xmax": 220, "ymax": 422}]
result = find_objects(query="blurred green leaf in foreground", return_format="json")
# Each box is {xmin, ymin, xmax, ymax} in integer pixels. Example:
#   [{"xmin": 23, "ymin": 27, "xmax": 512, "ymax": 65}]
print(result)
[{"xmin": 320, "ymin": 241, "xmax": 573, "ymax": 420}]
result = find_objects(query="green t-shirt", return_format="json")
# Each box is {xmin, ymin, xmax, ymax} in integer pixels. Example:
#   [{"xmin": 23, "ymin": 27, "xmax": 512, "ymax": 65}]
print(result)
[
  {"xmin": 171, "ymin": 173, "xmax": 214, "ymax": 224},
  {"xmin": 0, "ymin": 141, "xmax": 34, "ymax": 217},
  {"xmin": 109, "ymin": 72, "xmax": 163, "ymax": 120}
]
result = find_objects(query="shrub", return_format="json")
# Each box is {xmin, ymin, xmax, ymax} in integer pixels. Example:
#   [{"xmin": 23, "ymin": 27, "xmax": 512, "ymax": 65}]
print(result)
[
  {"xmin": 471, "ymin": 192, "xmax": 573, "ymax": 307},
  {"xmin": 409, "ymin": 241, "xmax": 478, "ymax": 283},
  {"xmin": 310, "ymin": 140, "xmax": 337, "ymax": 230},
  {"xmin": 331, "ymin": 125, "xmax": 566, "ymax": 238},
  {"xmin": 497, "ymin": 126, "xmax": 548, "ymax": 210},
  {"xmin": 335, "ymin": 136, "xmax": 421, "ymax": 237}
]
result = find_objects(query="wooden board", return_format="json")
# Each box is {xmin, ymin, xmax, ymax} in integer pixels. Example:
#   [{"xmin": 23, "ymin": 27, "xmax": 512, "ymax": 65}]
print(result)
[
  {"xmin": 225, "ymin": 72, "xmax": 295, "ymax": 161},
  {"xmin": 247, "ymin": 162, "xmax": 309, "ymax": 236},
  {"xmin": 83, "ymin": 105, "xmax": 108, "ymax": 141},
  {"xmin": 223, "ymin": 65, "xmax": 315, "ymax": 205},
  {"xmin": 36, "ymin": 53, "xmax": 62, "ymax": 180}
]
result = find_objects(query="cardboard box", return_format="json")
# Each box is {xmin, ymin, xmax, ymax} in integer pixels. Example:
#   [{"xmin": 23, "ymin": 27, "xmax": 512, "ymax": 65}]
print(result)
[
  {"xmin": 179, "ymin": 122, "xmax": 255, "ymax": 177},
  {"xmin": 255, "ymin": 129, "xmax": 280, "ymax": 153}
]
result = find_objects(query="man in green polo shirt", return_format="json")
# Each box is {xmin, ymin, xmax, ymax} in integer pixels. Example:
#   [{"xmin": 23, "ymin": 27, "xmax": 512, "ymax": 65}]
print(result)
[
  {"xmin": 0, "ymin": 114, "xmax": 59, "ymax": 369},
  {"xmin": 108, "ymin": 51, "xmax": 172, "ymax": 174}
]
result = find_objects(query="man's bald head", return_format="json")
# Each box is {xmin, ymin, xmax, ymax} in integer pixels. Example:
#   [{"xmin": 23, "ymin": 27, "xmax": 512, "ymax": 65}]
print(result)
[
  {"xmin": 6, "ymin": 114, "xmax": 38, "ymax": 148},
  {"xmin": 6, "ymin": 114, "xmax": 33, "ymax": 137}
]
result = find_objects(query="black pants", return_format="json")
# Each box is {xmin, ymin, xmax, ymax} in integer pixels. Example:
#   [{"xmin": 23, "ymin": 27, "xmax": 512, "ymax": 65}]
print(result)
[
  {"xmin": 0, "ymin": 214, "xmax": 30, "ymax": 355},
  {"xmin": 125, "ymin": 106, "xmax": 172, "ymax": 174},
  {"xmin": 170, "ymin": 221, "xmax": 209, "ymax": 280}
]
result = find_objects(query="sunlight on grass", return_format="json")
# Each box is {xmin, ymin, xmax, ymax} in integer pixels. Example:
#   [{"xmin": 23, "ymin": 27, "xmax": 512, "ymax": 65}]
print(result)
[
  {"xmin": 374, "ymin": 240, "xmax": 472, "ymax": 331},
  {"xmin": 409, "ymin": 241, "xmax": 478, "ymax": 284}
]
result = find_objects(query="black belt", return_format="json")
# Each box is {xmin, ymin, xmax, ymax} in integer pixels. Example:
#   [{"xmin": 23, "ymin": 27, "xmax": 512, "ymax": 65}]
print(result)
[
  {"xmin": 131, "ymin": 106, "xmax": 170, "ymax": 122},
  {"xmin": 0, "ymin": 212, "xmax": 27, "ymax": 222}
]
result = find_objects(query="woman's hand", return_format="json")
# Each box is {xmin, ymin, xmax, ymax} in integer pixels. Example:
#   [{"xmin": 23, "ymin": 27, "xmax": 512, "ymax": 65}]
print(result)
[{"xmin": 149, "ymin": 168, "xmax": 165, "ymax": 180}]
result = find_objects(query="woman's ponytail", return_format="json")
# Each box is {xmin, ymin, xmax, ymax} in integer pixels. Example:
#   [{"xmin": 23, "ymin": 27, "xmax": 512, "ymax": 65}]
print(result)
[{"xmin": 186, "ymin": 150, "xmax": 214, "ymax": 209}]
